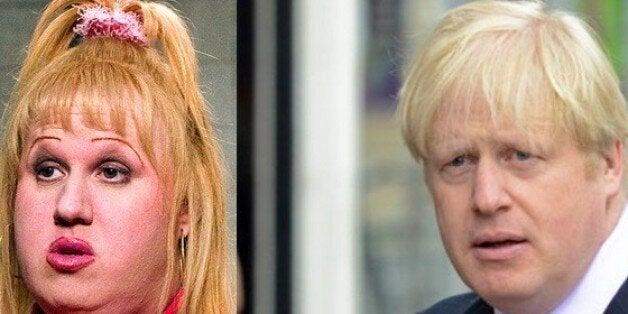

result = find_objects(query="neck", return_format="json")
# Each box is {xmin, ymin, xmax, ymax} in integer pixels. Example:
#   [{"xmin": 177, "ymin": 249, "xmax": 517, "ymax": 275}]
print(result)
[{"xmin": 604, "ymin": 191, "xmax": 625, "ymax": 238}]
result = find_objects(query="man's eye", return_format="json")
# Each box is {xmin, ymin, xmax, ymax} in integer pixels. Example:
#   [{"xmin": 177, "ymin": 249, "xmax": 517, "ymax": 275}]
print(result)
[
  {"xmin": 508, "ymin": 150, "xmax": 537, "ymax": 163},
  {"xmin": 437, "ymin": 155, "xmax": 474, "ymax": 180},
  {"xmin": 103, "ymin": 167, "xmax": 119, "ymax": 179},
  {"xmin": 514, "ymin": 151, "xmax": 531, "ymax": 161},
  {"xmin": 35, "ymin": 162, "xmax": 63, "ymax": 182},
  {"xmin": 38, "ymin": 167, "xmax": 56, "ymax": 177},
  {"xmin": 449, "ymin": 156, "xmax": 468, "ymax": 167},
  {"xmin": 98, "ymin": 163, "xmax": 130, "ymax": 184}
]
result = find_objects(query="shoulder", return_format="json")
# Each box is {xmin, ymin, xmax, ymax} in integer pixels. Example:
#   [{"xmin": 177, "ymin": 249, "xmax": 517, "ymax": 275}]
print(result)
[{"xmin": 418, "ymin": 293, "xmax": 491, "ymax": 314}]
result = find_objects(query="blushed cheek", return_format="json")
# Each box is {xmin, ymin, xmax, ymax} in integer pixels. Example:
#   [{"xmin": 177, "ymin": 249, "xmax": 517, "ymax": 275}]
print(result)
[
  {"xmin": 104, "ymin": 195, "xmax": 170, "ymax": 262},
  {"xmin": 15, "ymin": 185, "xmax": 49, "ymax": 229},
  {"xmin": 13, "ymin": 181, "xmax": 54, "ymax": 256},
  {"xmin": 14, "ymin": 196, "xmax": 49, "ymax": 273}
]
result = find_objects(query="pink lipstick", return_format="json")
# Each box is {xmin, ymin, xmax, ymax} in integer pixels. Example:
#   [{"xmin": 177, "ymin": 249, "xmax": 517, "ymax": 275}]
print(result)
[{"xmin": 47, "ymin": 237, "xmax": 95, "ymax": 273}]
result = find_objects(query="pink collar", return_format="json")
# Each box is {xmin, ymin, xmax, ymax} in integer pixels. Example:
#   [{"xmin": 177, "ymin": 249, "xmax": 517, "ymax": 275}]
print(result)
[{"xmin": 163, "ymin": 289, "xmax": 184, "ymax": 314}]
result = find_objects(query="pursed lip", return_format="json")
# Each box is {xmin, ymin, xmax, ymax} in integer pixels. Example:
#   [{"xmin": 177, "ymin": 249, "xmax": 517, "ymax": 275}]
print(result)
[
  {"xmin": 47, "ymin": 237, "xmax": 95, "ymax": 273},
  {"xmin": 471, "ymin": 231, "xmax": 528, "ymax": 261}
]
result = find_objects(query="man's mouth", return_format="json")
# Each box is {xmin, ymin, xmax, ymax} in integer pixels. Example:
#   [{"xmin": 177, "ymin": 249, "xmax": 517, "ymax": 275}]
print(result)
[
  {"xmin": 472, "ymin": 233, "xmax": 528, "ymax": 261},
  {"xmin": 47, "ymin": 237, "xmax": 95, "ymax": 273},
  {"xmin": 476, "ymin": 239, "xmax": 526, "ymax": 248}
]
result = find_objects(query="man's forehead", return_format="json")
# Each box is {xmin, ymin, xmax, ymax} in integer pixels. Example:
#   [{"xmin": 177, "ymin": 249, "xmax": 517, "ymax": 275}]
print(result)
[{"xmin": 426, "ymin": 115, "xmax": 561, "ymax": 153}]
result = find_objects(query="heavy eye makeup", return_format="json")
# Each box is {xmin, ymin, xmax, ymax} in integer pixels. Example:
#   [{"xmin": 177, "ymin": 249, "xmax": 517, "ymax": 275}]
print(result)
[
  {"xmin": 33, "ymin": 156, "xmax": 67, "ymax": 183},
  {"xmin": 96, "ymin": 159, "xmax": 132, "ymax": 184},
  {"xmin": 28, "ymin": 150, "xmax": 135, "ymax": 185}
]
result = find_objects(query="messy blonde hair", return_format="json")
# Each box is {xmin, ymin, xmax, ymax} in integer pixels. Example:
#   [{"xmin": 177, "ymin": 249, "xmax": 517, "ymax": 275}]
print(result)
[
  {"xmin": 0, "ymin": 0, "xmax": 232, "ymax": 313},
  {"xmin": 399, "ymin": 0, "xmax": 628, "ymax": 161}
]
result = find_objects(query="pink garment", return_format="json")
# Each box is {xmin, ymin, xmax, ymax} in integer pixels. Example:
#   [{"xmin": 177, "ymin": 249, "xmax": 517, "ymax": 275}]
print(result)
[{"xmin": 163, "ymin": 289, "xmax": 184, "ymax": 314}]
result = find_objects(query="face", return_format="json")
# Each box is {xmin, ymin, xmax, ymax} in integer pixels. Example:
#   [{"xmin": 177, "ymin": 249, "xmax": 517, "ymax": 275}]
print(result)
[
  {"xmin": 424, "ymin": 108, "xmax": 624, "ymax": 312},
  {"xmin": 14, "ymin": 111, "xmax": 173, "ymax": 313}
]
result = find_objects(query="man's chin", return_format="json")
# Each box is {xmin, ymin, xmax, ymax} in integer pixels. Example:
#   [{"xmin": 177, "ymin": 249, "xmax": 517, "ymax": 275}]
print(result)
[
  {"xmin": 34, "ymin": 289, "xmax": 106, "ymax": 314},
  {"xmin": 472, "ymin": 279, "xmax": 558, "ymax": 314},
  {"xmin": 462, "ymin": 268, "xmax": 543, "ymax": 306}
]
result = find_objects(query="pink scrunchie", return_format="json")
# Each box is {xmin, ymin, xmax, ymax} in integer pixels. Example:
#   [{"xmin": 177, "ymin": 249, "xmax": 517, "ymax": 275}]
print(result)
[{"xmin": 74, "ymin": 5, "xmax": 148, "ymax": 46}]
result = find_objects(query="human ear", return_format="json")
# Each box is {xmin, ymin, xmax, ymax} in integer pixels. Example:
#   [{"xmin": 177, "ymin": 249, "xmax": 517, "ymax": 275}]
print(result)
[
  {"xmin": 178, "ymin": 204, "xmax": 190, "ymax": 238},
  {"xmin": 600, "ymin": 139, "xmax": 624, "ymax": 196}
]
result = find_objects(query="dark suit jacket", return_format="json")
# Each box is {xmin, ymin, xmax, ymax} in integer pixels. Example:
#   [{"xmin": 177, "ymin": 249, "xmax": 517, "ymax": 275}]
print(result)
[{"xmin": 420, "ymin": 277, "xmax": 628, "ymax": 314}]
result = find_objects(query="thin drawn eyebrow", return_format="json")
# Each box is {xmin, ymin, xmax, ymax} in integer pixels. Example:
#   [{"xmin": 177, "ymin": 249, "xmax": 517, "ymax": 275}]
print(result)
[
  {"xmin": 29, "ymin": 136, "xmax": 61, "ymax": 152},
  {"xmin": 91, "ymin": 137, "xmax": 145, "ymax": 167}
]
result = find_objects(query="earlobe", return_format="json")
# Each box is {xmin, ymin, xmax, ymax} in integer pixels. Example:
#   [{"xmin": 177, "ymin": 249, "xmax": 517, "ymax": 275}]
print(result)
[{"xmin": 178, "ymin": 205, "xmax": 190, "ymax": 238}]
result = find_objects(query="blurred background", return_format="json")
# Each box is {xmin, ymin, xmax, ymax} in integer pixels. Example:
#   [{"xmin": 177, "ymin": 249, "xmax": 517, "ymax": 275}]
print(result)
[
  {"xmin": 0, "ymin": 0, "xmax": 237, "ymax": 295},
  {"xmin": 238, "ymin": 0, "xmax": 627, "ymax": 313}
]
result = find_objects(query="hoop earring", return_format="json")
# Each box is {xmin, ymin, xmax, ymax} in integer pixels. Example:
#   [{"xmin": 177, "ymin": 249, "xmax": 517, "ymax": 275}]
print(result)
[{"xmin": 179, "ymin": 230, "xmax": 187, "ymax": 270}]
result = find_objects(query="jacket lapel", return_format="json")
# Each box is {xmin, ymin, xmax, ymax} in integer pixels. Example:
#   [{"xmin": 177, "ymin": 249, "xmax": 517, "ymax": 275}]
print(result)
[
  {"xmin": 466, "ymin": 298, "xmax": 493, "ymax": 314},
  {"xmin": 605, "ymin": 277, "xmax": 628, "ymax": 314}
]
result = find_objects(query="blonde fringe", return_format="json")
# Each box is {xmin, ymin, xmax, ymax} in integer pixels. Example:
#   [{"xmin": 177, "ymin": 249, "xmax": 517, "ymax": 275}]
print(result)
[{"xmin": 399, "ymin": 0, "xmax": 627, "ymax": 162}]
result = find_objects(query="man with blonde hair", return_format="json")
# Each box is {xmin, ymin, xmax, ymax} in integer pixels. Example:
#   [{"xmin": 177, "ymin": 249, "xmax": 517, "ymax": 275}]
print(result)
[{"xmin": 399, "ymin": 1, "xmax": 628, "ymax": 313}]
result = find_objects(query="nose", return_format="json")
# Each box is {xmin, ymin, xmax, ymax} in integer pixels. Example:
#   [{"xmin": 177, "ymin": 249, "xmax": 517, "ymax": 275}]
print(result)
[
  {"xmin": 54, "ymin": 174, "xmax": 93, "ymax": 226},
  {"xmin": 472, "ymin": 159, "xmax": 511, "ymax": 215}
]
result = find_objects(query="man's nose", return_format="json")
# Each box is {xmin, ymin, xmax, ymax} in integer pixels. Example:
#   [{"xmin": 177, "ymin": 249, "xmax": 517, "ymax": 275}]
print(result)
[
  {"xmin": 472, "ymin": 159, "xmax": 511, "ymax": 215},
  {"xmin": 54, "ymin": 174, "xmax": 93, "ymax": 226}
]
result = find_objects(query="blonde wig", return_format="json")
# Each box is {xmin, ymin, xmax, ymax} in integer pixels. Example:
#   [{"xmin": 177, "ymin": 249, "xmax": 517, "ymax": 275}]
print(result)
[
  {"xmin": 0, "ymin": 0, "xmax": 232, "ymax": 313},
  {"xmin": 399, "ymin": 0, "xmax": 628, "ymax": 161}
]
